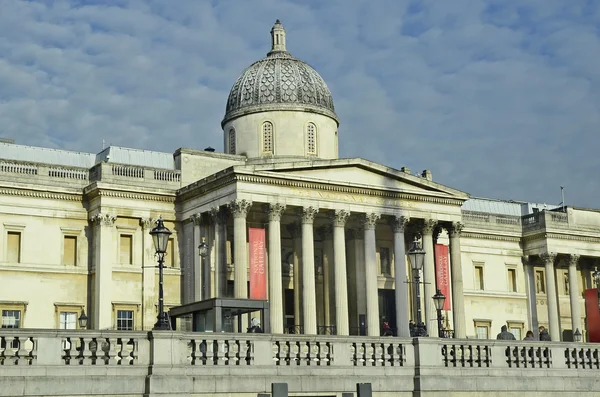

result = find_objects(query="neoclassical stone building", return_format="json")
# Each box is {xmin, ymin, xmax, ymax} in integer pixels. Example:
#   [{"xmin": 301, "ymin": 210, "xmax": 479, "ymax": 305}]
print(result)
[{"xmin": 1, "ymin": 21, "xmax": 599, "ymax": 342}]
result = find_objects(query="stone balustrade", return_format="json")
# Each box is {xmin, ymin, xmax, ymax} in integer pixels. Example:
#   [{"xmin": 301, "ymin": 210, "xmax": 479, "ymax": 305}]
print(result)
[{"xmin": 1, "ymin": 330, "xmax": 600, "ymax": 396}]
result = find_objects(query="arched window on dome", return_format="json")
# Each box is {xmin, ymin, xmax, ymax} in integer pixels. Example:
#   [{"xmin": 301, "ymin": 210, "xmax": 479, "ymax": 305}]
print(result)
[
  {"xmin": 307, "ymin": 123, "xmax": 317, "ymax": 155},
  {"xmin": 229, "ymin": 128, "xmax": 236, "ymax": 154},
  {"xmin": 262, "ymin": 121, "xmax": 273, "ymax": 154}
]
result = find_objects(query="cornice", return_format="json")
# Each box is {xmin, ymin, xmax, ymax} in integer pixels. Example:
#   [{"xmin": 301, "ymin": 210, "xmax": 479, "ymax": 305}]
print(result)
[
  {"xmin": 178, "ymin": 174, "xmax": 238, "ymax": 203},
  {"xmin": 85, "ymin": 186, "xmax": 176, "ymax": 203},
  {"xmin": 0, "ymin": 187, "xmax": 82, "ymax": 201},
  {"xmin": 234, "ymin": 172, "xmax": 465, "ymax": 206},
  {"xmin": 461, "ymin": 231, "xmax": 522, "ymax": 243}
]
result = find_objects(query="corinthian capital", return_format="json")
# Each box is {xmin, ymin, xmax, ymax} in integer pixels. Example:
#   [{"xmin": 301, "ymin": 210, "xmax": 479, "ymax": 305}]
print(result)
[
  {"xmin": 140, "ymin": 217, "xmax": 156, "ymax": 230},
  {"xmin": 449, "ymin": 222, "xmax": 464, "ymax": 237},
  {"xmin": 189, "ymin": 212, "xmax": 203, "ymax": 226},
  {"xmin": 301, "ymin": 206, "xmax": 319, "ymax": 224},
  {"xmin": 391, "ymin": 215, "xmax": 409, "ymax": 233},
  {"xmin": 568, "ymin": 254, "xmax": 580, "ymax": 267},
  {"xmin": 539, "ymin": 252, "xmax": 557, "ymax": 265},
  {"xmin": 421, "ymin": 219, "xmax": 437, "ymax": 235},
  {"xmin": 332, "ymin": 209, "xmax": 350, "ymax": 227},
  {"xmin": 363, "ymin": 213, "xmax": 380, "ymax": 230},
  {"xmin": 90, "ymin": 213, "xmax": 116, "ymax": 227},
  {"xmin": 268, "ymin": 203, "xmax": 286, "ymax": 222},
  {"xmin": 209, "ymin": 206, "xmax": 226, "ymax": 224},
  {"xmin": 228, "ymin": 199, "xmax": 252, "ymax": 219}
]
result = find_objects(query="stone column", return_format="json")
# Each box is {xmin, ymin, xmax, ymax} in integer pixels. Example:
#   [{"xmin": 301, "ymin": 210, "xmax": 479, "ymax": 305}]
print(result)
[
  {"xmin": 210, "ymin": 207, "xmax": 226, "ymax": 298},
  {"xmin": 523, "ymin": 255, "xmax": 539, "ymax": 337},
  {"xmin": 540, "ymin": 252, "xmax": 560, "ymax": 341},
  {"xmin": 141, "ymin": 218, "xmax": 157, "ymax": 328},
  {"xmin": 392, "ymin": 216, "xmax": 410, "ymax": 338},
  {"xmin": 363, "ymin": 213, "xmax": 380, "ymax": 337},
  {"xmin": 449, "ymin": 222, "xmax": 466, "ymax": 338},
  {"xmin": 287, "ymin": 223, "xmax": 302, "ymax": 329},
  {"xmin": 422, "ymin": 219, "xmax": 438, "ymax": 337},
  {"xmin": 228, "ymin": 199, "xmax": 252, "ymax": 299},
  {"xmin": 321, "ymin": 226, "xmax": 334, "ymax": 329},
  {"xmin": 568, "ymin": 254, "xmax": 582, "ymax": 336},
  {"xmin": 301, "ymin": 206, "xmax": 319, "ymax": 335},
  {"xmin": 90, "ymin": 213, "xmax": 116, "ymax": 330},
  {"xmin": 189, "ymin": 213, "xmax": 204, "ymax": 300},
  {"xmin": 268, "ymin": 203, "xmax": 286, "ymax": 334},
  {"xmin": 333, "ymin": 210, "xmax": 350, "ymax": 335}
]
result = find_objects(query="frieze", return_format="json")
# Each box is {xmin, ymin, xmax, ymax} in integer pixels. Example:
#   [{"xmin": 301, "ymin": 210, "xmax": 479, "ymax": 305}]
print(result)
[{"xmin": 461, "ymin": 232, "xmax": 522, "ymax": 243}]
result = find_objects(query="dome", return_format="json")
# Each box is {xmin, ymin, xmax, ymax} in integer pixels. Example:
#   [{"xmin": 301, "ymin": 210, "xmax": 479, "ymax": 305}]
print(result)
[{"xmin": 222, "ymin": 20, "xmax": 338, "ymax": 127}]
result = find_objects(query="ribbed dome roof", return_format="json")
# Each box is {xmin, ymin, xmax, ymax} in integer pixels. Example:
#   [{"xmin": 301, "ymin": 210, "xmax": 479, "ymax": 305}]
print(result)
[{"xmin": 222, "ymin": 20, "xmax": 338, "ymax": 126}]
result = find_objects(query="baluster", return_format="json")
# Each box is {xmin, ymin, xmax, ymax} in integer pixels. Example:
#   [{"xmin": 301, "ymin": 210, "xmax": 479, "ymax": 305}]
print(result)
[{"xmin": 215, "ymin": 340, "xmax": 225, "ymax": 366}]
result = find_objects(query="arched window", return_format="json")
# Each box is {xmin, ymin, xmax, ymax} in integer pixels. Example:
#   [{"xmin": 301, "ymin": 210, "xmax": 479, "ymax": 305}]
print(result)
[
  {"xmin": 307, "ymin": 123, "xmax": 317, "ymax": 155},
  {"xmin": 262, "ymin": 122, "xmax": 273, "ymax": 154},
  {"xmin": 229, "ymin": 128, "xmax": 236, "ymax": 154}
]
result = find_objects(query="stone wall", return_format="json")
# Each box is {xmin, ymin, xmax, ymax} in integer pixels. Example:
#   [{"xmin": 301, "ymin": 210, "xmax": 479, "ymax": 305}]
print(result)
[{"xmin": 1, "ymin": 330, "xmax": 600, "ymax": 397}]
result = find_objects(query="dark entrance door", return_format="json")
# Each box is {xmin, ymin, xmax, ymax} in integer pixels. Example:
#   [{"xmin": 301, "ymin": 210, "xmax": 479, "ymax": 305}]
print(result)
[{"xmin": 378, "ymin": 289, "xmax": 396, "ymax": 335}]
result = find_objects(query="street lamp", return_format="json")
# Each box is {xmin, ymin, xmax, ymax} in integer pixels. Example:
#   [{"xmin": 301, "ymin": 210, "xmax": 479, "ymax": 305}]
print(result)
[
  {"xmin": 407, "ymin": 237, "xmax": 427, "ymax": 337},
  {"xmin": 574, "ymin": 328, "xmax": 582, "ymax": 343},
  {"xmin": 150, "ymin": 217, "xmax": 172, "ymax": 330},
  {"xmin": 78, "ymin": 310, "xmax": 88, "ymax": 329},
  {"xmin": 198, "ymin": 237, "xmax": 208, "ymax": 300},
  {"xmin": 432, "ymin": 289, "xmax": 446, "ymax": 338}
]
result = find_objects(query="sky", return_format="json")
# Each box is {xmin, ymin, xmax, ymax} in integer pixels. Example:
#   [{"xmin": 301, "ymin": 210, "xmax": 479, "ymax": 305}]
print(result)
[{"xmin": 0, "ymin": 0, "xmax": 599, "ymax": 208}]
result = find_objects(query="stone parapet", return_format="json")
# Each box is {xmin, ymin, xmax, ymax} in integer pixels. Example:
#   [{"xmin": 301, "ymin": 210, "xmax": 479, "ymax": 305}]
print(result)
[{"xmin": 1, "ymin": 330, "xmax": 600, "ymax": 396}]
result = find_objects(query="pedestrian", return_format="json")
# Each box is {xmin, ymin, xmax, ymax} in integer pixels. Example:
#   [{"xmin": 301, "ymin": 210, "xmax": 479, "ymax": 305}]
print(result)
[
  {"xmin": 538, "ymin": 326, "xmax": 551, "ymax": 341},
  {"xmin": 382, "ymin": 321, "xmax": 393, "ymax": 336},
  {"xmin": 247, "ymin": 317, "xmax": 263, "ymax": 333},
  {"xmin": 496, "ymin": 325, "xmax": 516, "ymax": 340},
  {"xmin": 523, "ymin": 330, "xmax": 535, "ymax": 340}
]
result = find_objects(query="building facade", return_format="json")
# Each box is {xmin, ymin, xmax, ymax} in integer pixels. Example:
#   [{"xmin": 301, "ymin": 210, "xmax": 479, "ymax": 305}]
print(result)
[{"xmin": 1, "ymin": 21, "xmax": 599, "ymax": 342}]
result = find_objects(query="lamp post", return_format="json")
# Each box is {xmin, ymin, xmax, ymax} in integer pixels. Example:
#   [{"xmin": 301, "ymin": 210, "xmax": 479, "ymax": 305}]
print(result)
[
  {"xmin": 78, "ymin": 310, "xmax": 88, "ymax": 329},
  {"xmin": 150, "ymin": 217, "xmax": 172, "ymax": 330},
  {"xmin": 198, "ymin": 237, "xmax": 208, "ymax": 300},
  {"xmin": 574, "ymin": 328, "xmax": 582, "ymax": 343},
  {"xmin": 432, "ymin": 289, "xmax": 446, "ymax": 338},
  {"xmin": 407, "ymin": 237, "xmax": 427, "ymax": 337}
]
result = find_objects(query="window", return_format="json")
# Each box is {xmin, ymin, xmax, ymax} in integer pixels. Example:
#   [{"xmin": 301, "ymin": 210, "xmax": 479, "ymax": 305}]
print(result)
[
  {"xmin": 63, "ymin": 236, "xmax": 77, "ymax": 266},
  {"xmin": 7, "ymin": 231, "xmax": 21, "ymax": 263},
  {"xmin": 379, "ymin": 247, "xmax": 391, "ymax": 275},
  {"xmin": 307, "ymin": 123, "xmax": 316, "ymax": 155},
  {"xmin": 508, "ymin": 322, "xmax": 523, "ymax": 340},
  {"xmin": 167, "ymin": 238, "xmax": 175, "ymax": 267},
  {"xmin": 59, "ymin": 312, "xmax": 77, "ymax": 330},
  {"xmin": 120, "ymin": 235, "xmax": 133, "ymax": 264},
  {"xmin": 474, "ymin": 264, "xmax": 484, "ymax": 290},
  {"xmin": 229, "ymin": 128, "xmax": 236, "ymax": 154},
  {"xmin": 535, "ymin": 270, "xmax": 546, "ymax": 294},
  {"xmin": 116, "ymin": 310, "xmax": 134, "ymax": 331},
  {"xmin": 474, "ymin": 321, "xmax": 490, "ymax": 339},
  {"xmin": 262, "ymin": 121, "xmax": 273, "ymax": 153},
  {"xmin": 507, "ymin": 268, "xmax": 517, "ymax": 292},
  {"xmin": 1, "ymin": 310, "xmax": 21, "ymax": 328}
]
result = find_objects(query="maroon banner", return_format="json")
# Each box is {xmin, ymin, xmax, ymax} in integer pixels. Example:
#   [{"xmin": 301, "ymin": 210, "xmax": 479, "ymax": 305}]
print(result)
[
  {"xmin": 584, "ymin": 289, "xmax": 600, "ymax": 342},
  {"xmin": 434, "ymin": 244, "xmax": 451, "ymax": 311},
  {"xmin": 249, "ymin": 228, "xmax": 267, "ymax": 300}
]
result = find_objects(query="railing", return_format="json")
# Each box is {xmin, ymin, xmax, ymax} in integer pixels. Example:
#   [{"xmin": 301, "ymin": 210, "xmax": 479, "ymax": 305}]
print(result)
[
  {"xmin": 111, "ymin": 165, "xmax": 144, "ymax": 178},
  {"xmin": 522, "ymin": 212, "xmax": 540, "ymax": 227},
  {"xmin": 48, "ymin": 167, "xmax": 89, "ymax": 180},
  {"xmin": 154, "ymin": 169, "xmax": 181, "ymax": 182},
  {"xmin": 0, "ymin": 161, "xmax": 38, "ymax": 175},
  {"xmin": 317, "ymin": 325, "xmax": 337, "ymax": 335},
  {"xmin": 462, "ymin": 211, "xmax": 490, "ymax": 223}
]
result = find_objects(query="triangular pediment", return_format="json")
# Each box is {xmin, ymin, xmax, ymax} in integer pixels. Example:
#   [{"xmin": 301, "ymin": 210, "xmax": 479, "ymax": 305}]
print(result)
[{"xmin": 236, "ymin": 158, "xmax": 469, "ymax": 201}]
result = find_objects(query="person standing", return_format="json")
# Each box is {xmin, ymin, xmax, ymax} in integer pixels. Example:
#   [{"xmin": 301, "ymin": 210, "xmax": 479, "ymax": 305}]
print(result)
[
  {"xmin": 539, "ymin": 326, "xmax": 551, "ymax": 341},
  {"xmin": 496, "ymin": 325, "xmax": 516, "ymax": 340}
]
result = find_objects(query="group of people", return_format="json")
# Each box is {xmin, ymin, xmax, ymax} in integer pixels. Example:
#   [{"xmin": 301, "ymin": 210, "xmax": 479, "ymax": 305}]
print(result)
[{"xmin": 496, "ymin": 325, "xmax": 551, "ymax": 341}]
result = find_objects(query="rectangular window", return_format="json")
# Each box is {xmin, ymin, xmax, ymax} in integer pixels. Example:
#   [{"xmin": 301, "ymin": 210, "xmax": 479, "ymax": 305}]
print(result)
[
  {"xmin": 119, "ymin": 235, "xmax": 133, "ymax": 264},
  {"xmin": 474, "ymin": 264, "xmax": 484, "ymax": 290},
  {"xmin": 507, "ymin": 268, "xmax": 517, "ymax": 292},
  {"xmin": 474, "ymin": 321, "xmax": 490, "ymax": 339},
  {"xmin": 7, "ymin": 232, "xmax": 21, "ymax": 263},
  {"xmin": 167, "ymin": 238, "xmax": 175, "ymax": 267},
  {"xmin": 1, "ymin": 310, "xmax": 21, "ymax": 328},
  {"xmin": 63, "ymin": 236, "xmax": 77, "ymax": 266},
  {"xmin": 116, "ymin": 310, "xmax": 134, "ymax": 331},
  {"xmin": 535, "ymin": 270, "xmax": 546, "ymax": 294},
  {"xmin": 59, "ymin": 312, "xmax": 77, "ymax": 330},
  {"xmin": 379, "ymin": 247, "xmax": 391, "ymax": 275},
  {"xmin": 508, "ymin": 322, "xmax": 523, "ymax": 340}
]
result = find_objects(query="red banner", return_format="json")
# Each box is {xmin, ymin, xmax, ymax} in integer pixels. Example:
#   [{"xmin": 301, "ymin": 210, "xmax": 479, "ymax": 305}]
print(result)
[
  {"xmin": 584, "ymin": 289, "xmax": 600, "ymax": 342},
  {"xmin": 434, "ymin": 244, "xmax": 451, "ymax": 311},
  {"xmin": 249, "ymin": 228, "xmax": 267, "ymax": 300}
]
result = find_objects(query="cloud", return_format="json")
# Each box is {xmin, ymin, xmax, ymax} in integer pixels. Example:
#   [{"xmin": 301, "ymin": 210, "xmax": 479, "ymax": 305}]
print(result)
[{"xmin": 0, "ymin": 0, "xmax": 598, "ymax": 207}]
